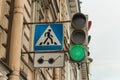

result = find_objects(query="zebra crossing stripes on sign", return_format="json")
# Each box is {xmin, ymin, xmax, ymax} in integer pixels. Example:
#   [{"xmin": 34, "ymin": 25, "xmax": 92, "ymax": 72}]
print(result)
[{"xmin": 34, "ymin": 24, "xmax": 63, "ymax": 51}]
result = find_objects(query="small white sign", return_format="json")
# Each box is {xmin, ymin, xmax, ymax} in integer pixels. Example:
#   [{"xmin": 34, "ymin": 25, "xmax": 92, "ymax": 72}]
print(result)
[{"xmin": 34, "ymin": 53, "xmax": 64, "ymax": 68}]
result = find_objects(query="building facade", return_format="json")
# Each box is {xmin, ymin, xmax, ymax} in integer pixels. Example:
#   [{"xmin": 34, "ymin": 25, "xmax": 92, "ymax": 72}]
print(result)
[{"xmin": 0, "ymin": 0, "xmax": 92, "ymax": 80}]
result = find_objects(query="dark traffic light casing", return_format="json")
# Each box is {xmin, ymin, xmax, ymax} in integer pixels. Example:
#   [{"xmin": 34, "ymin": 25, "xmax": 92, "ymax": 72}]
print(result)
[{"xmin": 69, "ymin": 13, "xmax": 88, "ymax": 62}]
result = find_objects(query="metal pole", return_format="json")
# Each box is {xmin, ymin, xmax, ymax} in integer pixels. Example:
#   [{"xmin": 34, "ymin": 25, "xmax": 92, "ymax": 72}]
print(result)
[
  {"xmin": 78, "ymin": 0, "xmax": 82, "ymax": 13},
  {"xmin": 24, "ymin": 20, "xmax": 71, "ymax": 25},
  {"xmin": 21, "ymin": 50, "xmax": 69, "ymax": 54},
  {"xmin": 8, "ymin": 0, "xmax": 24, "ymax": 80}
]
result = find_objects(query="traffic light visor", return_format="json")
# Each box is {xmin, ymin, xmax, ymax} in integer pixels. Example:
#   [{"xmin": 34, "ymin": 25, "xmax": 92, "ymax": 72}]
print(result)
[{"xmin": 70, "ymin": 44, "xmax": 85, "ymax": 61}]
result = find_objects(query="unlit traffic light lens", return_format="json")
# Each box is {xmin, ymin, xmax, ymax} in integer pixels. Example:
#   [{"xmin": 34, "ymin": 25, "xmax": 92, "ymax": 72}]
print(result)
[
  {"xmin": 71, "ymin": 13, "xmax": 86, "ymax": 29},
  {"xmin": 71, "ymin": 30, "xmax": 86, "ymax": 44}
]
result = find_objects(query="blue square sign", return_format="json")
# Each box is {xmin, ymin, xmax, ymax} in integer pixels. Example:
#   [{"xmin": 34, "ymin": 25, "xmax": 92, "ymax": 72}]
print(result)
[{"xmin": 34, "ymin": 23, "xmax": 63, "ymax": 51}]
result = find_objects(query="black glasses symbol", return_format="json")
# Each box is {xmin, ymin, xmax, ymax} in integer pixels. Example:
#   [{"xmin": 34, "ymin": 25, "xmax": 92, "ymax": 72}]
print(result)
[{"xmin": 37, "ymin": 55, "xmax": 61, "ymax": 64}]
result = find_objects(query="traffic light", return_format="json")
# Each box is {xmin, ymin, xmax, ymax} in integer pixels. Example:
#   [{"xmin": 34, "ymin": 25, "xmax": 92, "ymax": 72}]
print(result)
[{"xmin": 69, "ymin": 13, "xmax": 88, "ymax": 62}]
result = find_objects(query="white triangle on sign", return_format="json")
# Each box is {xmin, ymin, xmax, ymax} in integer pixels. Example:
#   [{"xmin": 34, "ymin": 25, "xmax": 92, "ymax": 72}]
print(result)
[{"xmin": 36, "ymin": 25, "xmax": 61, "ymax": 46}]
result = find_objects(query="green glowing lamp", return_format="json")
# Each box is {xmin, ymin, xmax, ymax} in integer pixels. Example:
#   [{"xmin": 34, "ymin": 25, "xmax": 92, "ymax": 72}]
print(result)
[{"xmin": 69, "ymin": 44, "xmax": 85, "ymax": 62}]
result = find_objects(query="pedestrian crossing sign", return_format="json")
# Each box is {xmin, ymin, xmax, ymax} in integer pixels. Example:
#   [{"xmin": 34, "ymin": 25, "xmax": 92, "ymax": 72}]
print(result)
[{"xmin": 34, "ymin": 23, "xmax": 63, "ymax": 51}]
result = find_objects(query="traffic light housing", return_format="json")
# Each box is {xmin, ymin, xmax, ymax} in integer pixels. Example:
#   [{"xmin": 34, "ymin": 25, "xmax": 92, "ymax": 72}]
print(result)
[{"xmin": 69, "ymin": 13, "xmax": 88, "ymax": 62}]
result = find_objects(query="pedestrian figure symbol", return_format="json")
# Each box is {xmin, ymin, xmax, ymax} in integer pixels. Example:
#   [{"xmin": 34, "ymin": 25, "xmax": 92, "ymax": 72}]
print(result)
[
  {"xmin": 36, "ymin": 25, "xmax": 60, "ymax": 46},
  {"xmin": 39, "ymin": 29, "xmax": 57, "ymax": 45},
  {"xmin": 44, "ymin": 29, "xmax": 53, "ymax": 45}
]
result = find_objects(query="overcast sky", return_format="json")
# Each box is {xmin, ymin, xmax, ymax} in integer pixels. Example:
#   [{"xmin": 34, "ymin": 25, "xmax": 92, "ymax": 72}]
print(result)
[{"xmin": 81, "ymin": 0, "xmax": 120, "ymax": 80}]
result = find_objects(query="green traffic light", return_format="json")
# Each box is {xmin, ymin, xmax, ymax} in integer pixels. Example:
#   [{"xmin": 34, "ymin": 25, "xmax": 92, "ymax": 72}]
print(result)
[{"xmin": 70, "ymin": 44, "xmax": 85, "ymax": 62}]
